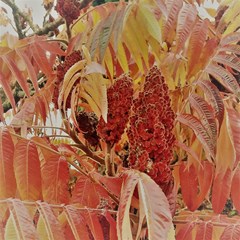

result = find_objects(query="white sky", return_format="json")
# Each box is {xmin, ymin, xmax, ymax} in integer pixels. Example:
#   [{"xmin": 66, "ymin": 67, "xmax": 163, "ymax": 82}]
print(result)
[{"xmin": 0, "ymin": 0, "xmax": 219, "ymax": 36}]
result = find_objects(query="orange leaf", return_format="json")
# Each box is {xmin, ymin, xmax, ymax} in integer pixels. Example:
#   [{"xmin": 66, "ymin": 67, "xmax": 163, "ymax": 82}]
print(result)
[
  {"xmin": 13, "ymin": 139, "xmax": 42, "ymax": 201},
  {"xmin": 0, "ymin": 127, "xmax": 16, "ymax": 198}
]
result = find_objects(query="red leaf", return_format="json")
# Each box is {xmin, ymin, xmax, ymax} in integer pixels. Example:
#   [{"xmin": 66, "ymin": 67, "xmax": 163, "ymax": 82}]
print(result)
[
  {"xmin": 105, "ymin": 212, "xmax": 118, "ymax": 240},
  {"xmin": 41, "ymin": 155, "xmax": 70, "ymax": 204},
  {"xmin": 220, "ymin": 224, "xmax": 240, "ymax": 240},
  {"xmin": 90, "ymin": 171, "xmax": 123, "ymax": 198},
  {"xmin": 37, "ymin": 201, "xmax": 65, "ymax": 240},
  {"xmin": 64, "ymin": 205, "xmax": 90, "ymax": 240},
  {"xmin": 13, "ymin": 139, "xmax": 42, "ymax": 201},
  {"xmin": 71, "ymin": 174, "xmax": 110, "ymax": 208},
  {"xmin": 197, "ymin": 161, "xmax": 214, "ymax": 201},
  {"xmin": 179, "ymin": 162, "xmax": 200, "ymax": 211},
  {"xmin": 84, "ymin": 211, "xmax": 105, "ymax": 240},
  {"xmin": 37, "ymin": 138, "xmax": 70, "ymax": 204},
  {"xmin": 212, "ymin": 168, "xmax": 232, "ymax": 213},
  {"xmin": 231, "ymin": 167, "xmax": 240, "ymax": 212},
  {"xmin": 0, "ymin": 127, "xmax": 16, "ymax": 198},
  {"xmin": 196, "ymin": 222, "xmax": 213, "ymax": 240},
  {"xmin": 176, "ymin": 221, "xmax": 196, "ymax": 240}
]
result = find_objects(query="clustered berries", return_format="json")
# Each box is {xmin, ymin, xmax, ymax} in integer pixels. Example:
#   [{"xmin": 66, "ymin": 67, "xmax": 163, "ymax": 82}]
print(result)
[
  {"xmin": 97, "ymin": 75, "xmax": 133, "ymax": 146},
  {"xmin": 76, "ymin": 111, "xmax": 99, "ymax": 147},
  {"xmin": 55, "ymin": 0, "xmax": 80, "ymax": 25},
  {"xmin": 128, "ymin": 66, "xmax": 175, "ymax": 195},
  {"xmin": 53, "ymin": 50, "xmax": 82, "ymax": 109}
]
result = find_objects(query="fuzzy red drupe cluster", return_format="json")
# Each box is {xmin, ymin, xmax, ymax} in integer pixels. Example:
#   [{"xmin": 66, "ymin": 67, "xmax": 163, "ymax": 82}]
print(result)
[
  {"xmin": 55, "ymin": 0, "xmax": 81, "ymax": 25},
  {"xmin": 128, "ymin": 66, "xmax": 175, "ymax": 195},
  {"xmin": 97, "ymin": 75, "xmax": 133, "ymax": 146}
]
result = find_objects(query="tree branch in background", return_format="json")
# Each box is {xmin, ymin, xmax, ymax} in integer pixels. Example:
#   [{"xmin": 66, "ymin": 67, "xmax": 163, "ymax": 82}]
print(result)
[{"xmin": 1, "ymin": 0, "xmax": 39, "ymax": 38}]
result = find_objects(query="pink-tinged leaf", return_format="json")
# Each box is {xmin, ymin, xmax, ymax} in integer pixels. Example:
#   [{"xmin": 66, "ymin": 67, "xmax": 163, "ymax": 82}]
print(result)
[
  {"xmin": 196, "ymin": 222, "xmax": 213, "ymax": 240},
  {"xmin": 155, "ymin": 0, "xmax": 167, "ymax": 18},
  {"xmin": 197, "ymin": 80, "xmax": 224, "ymax": 129},
  {"xmin": 13, "ymin": 139, "xmax": 42, "ymax": 201},
  {"xmin": 175, "ymin": 141, "xmax": 201, "ymax": 164},
  {"xmin": 2, "ymin": 54, "xmax": 30, "ymax": 96},
  {"xmin": 175, "ymin": 3, "xmax": 197, "ymax": 53},
  {"xmin": 206, "ymin": 63, "xmax": 240, "ymax": 97},
  {"xmin": 220, "ymin": 44, "xmax": 240, "ymax": 56},
  {"xmin": 188, "ymin": 19, "xmax": 208, "ymax": 76},
  {"xmin": 189, "ymin": 94, "xmax": 218, "ymax": 143},
  {"xmin": 220, "ymin": 224, "xmax": 240, "ymax": 240},
  {"xmin": 0, "ymin": 71, "xmax": 16, "ymax": 110},
  {"xmin": 163, "ymin": 0, "xmax": 183, "ymax": 41},
  {"xmin": 179, "ymin": 162, "xmax": 200, "ymax": 211},
  {"xmin": 10, "ymin": 100, "xmax": 35, "ymax": 127},
  {"xmin": 212, "ymin": 168, "xmax": 232, "ymax": 214},
  {"xmin": 137, "ymin": 172, "xmax": 172, "ymax": 240},
  {"xmin": 177, "ymin": 114, "xmax": 215, "ymax": 159},
  {"xmin": 64, "ymin": 205, "xmax": 90, "ymax": 240},
  {"xmin": 117, "ymin": 170, "xmax": 139, "ymax": 240},
  {"xmin": 71, "ymin": 174, "xmax": 110, "ymax": 208},
  {"xmin": 84, "ymin": 211, "xmax": 104, "ymax": 240},
  {"xmin": 214, "ymin": 54, "xmax": 240, "ymax": 72},
  {"xmin": 227, "ymin": 108, "xmax": 240, "ymax": 167},
  {"xmin": 16, "ymin": 48, "xmax": 38, "ymax": 92},
  {"xmin": 220, "ymin": 32, "xmax": 240, "ymax": 46},
  {"xmin": 231, "ymin": 167, "xmax": 240, "ymax": 212},
  {"xmin": 105, "ymin": 212, "xmax": 118, "ymax": 240},
  {"xmin": 37, "ymin": 201, "xmax": 65, "ymax": 240},
  {"xmin": 30, "ymin": 43, "xmax": 52, "ymax": 76},
  {"xmin": 176, "ymin": 221, "xmax": 196, "ymax": 240},
  {"xmin": 5, "ymin": 199, "xmax": 38, "ymax": 240},
  {"xmin": 0, "ymin": 127, "xmax": 16, "ymax": 198}
]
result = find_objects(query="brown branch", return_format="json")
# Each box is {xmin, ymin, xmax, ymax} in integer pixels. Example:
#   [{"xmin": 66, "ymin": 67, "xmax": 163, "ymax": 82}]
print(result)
[{"xmin": 34, "ymin": 17, "xmax": 65, "ymax": 36}]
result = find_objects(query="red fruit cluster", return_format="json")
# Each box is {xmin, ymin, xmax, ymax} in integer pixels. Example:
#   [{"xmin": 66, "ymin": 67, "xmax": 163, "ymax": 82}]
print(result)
[
  {"xmin": 76, "ymin": 111, "xmax": 99, "ymax": 147},
  {"xmin": 97, "ymin": 75, "xmax": 133, "ymax": 146},
  {"xmin": 55, "ymin": 0, "xmax": 80, "ymax": 25},
  {"xmin": 53, "ymin": 51, "xmax": 82, "ymax": 109},
  {"xmin": 128, "ymin": 66, "xmax": 175, "ymax": 195}
]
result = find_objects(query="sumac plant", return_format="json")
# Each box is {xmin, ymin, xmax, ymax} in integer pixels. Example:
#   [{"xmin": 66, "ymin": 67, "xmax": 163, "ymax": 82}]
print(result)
[{"xmin": 0, "ymin": 0, "xmax": 240, "ymax": 239}]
